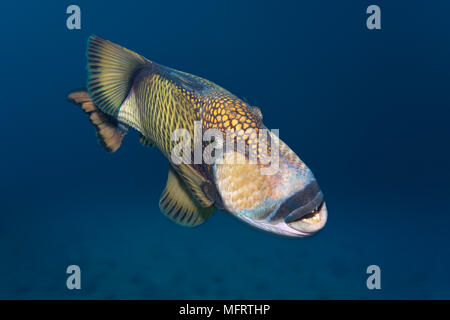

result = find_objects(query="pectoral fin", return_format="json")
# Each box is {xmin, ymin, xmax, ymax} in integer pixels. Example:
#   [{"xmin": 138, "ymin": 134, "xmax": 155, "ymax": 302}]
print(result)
[
  {"xmin": 172, "ymin": 163, "xmax": 217, "ymax": 208},
  {"xmin": 160, "ymin": 167, "xmax": 215, "ymax": 227}
]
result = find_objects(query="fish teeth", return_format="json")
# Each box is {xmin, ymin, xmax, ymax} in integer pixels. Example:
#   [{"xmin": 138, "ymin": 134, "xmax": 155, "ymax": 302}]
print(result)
[{"xmin": 300, "ymin": 210, "xmax": 321, "ymax": 224}]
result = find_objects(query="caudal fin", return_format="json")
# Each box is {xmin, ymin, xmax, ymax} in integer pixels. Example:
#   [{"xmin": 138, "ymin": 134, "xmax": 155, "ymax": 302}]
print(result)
[
  {"xmin": 67, "ymin": 89, "xmax": 128, "ymax": 153},
  {"xmin": 87, "ymin": 35, "xmax": 148, "ymax": 117}
]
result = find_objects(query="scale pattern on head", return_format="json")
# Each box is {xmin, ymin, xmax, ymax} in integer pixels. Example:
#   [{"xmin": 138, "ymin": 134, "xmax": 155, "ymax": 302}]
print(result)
[
  {"xmin": 214, "ymin": 132, "xmax": 312, "ymax": 221},
  {"xmin": 200, "ymin": 92, "xmax": 265, "ymax": 160},
  {"xmin": 124, "ymin": 64, "xmax": 267, "ymax": 165}
]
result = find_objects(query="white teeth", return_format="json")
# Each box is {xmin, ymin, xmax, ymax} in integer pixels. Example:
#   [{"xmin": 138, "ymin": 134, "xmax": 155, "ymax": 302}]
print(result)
[{"xmin": 300, "ymin": 210, "xmax": 321, "ymax": 224}]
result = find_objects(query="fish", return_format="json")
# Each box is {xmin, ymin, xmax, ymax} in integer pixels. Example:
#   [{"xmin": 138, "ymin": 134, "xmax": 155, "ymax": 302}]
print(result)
[{"xmin": 67, "ymin": 35, "xmax": 327, "ymax": 237}]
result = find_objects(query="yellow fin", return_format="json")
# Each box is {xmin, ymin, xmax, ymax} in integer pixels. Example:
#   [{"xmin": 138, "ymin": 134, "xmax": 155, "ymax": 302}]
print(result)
[
  {"xmin": 160, "ymin": 167, "xmax": 215, "ymax": 227},
  {"xmin": 87, "ymin": 35, "xmax": 148, "ymax": 117}
]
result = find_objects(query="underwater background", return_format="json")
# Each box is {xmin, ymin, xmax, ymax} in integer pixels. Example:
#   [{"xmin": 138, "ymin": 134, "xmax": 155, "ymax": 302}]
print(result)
[{"xmin": 1, "ymin": 0, "xmax": 449, "ymax": 299}]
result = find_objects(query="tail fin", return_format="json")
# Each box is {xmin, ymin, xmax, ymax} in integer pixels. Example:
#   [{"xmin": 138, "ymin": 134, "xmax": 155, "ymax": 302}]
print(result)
[
  {"xmin": 87, "ymin": 35, "xmax": 148, "ymax": 117},
  {"xmin": 67, "ymin": 89, "xmax": 128, "ymax": 153}
]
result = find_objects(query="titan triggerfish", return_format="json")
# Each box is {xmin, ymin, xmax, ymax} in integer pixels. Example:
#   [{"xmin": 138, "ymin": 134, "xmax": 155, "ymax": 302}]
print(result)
[{"xmin": 67, "ymin": 36, "xmax": 327, "ymax": 237}]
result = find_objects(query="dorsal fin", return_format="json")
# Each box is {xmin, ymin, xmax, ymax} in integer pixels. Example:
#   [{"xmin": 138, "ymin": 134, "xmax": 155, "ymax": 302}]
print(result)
[
  {"xmin": 87, "ymin": 36, "xmax": 148, "ymax": 117},
  {"xmin": 160, "ymin": 166, "xmax": 215, "ymax": 227},
  {"xmin": 67, "ymin": 89, "xmax": 128, "ymax": 152}
]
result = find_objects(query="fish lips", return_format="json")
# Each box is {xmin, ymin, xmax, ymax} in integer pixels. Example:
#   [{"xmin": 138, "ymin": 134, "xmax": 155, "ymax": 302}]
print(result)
[
  {"xmin": 270, "ymin": 180, "xmax": 327, "ymax": 235},
  {"xmin": 287, "ymin": 201, "xmax": 327, "ymax": 235},
  {"xmin": 284, "ymin": 191, "xmax": 324, "ymax": 223}
]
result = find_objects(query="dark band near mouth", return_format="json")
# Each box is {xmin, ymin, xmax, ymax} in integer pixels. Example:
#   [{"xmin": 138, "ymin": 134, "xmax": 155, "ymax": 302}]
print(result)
[
  {"xmin": 268, "ymin": 180, "xmax": 323, "ymax": 223},
  {"xmin": 284, "ymin": 193, "xmax": 324, "ymax": 223}
]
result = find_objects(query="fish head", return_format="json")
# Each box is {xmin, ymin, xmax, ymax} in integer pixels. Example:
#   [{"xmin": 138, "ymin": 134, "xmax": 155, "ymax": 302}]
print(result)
[{"xmin": 213, "ymin": 131, "xmax": 327, "ymax": 237}]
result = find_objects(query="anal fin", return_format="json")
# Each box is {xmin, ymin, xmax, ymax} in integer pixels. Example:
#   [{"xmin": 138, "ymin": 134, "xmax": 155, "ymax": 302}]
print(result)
[{"xmin": 160, "ymin": 167, "xmax": 215, "ymax": 227}]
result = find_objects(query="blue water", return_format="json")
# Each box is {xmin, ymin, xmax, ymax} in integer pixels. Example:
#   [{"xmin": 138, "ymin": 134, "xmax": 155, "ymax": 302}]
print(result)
[{"xmin": 1, "ymin": 1, "xmax": 449, "ymax": 299}]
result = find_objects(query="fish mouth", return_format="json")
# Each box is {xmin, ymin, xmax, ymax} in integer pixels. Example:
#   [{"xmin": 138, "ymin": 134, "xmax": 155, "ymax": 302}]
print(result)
[
  {"xmin": 268, "ymin": 180, "xmax": 327, "ymax": 236},
  {"xmin": 285, "ymin": 200, "xmax": 327, "ymax": 235},
  {"xmin": 237, "ymin": 201, "xmax": 327, "ymax": 238},
  {"xmin": 284, "ymin": 189, "xmax": 324, "ymax": 223}
]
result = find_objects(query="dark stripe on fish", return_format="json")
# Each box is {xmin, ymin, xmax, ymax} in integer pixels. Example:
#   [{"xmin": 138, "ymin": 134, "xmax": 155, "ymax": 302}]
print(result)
[{"xmin": 269, "ymin": 180, "xmax": 323, "ymax": 222}]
